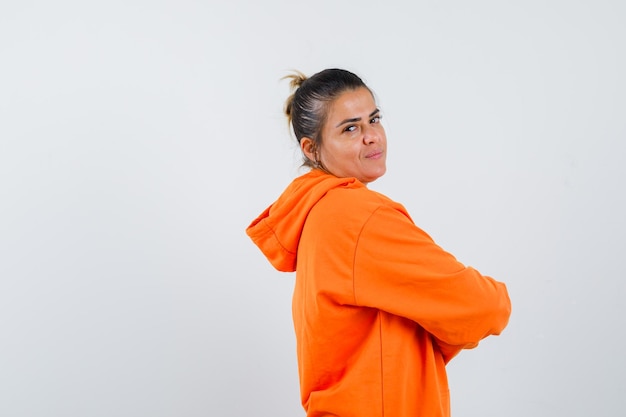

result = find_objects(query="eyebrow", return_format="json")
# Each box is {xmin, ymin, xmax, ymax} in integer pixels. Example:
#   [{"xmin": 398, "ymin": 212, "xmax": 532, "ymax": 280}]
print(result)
[{"xmin": 335, "ymin": 108, "xmax": 381, "ymax": 128}]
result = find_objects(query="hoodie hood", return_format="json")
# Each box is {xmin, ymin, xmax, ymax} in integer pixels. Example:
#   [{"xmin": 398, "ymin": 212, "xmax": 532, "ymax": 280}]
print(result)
[{"xmin": 246, "ymin": 169, "xmax": 364, "ymax": 272}]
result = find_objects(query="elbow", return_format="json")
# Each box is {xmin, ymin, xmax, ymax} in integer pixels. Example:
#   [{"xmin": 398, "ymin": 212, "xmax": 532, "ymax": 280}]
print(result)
[
  {"xmin": 454, "ymin": 283, "xmax": 512, "ymax": 345},
  {"xmin": 478, "ymin": 283, "xmax": 512, "ymax": 339},
  {"xmin": 492, "ymin": 289, "xmax": 512, "ymax": 335}
]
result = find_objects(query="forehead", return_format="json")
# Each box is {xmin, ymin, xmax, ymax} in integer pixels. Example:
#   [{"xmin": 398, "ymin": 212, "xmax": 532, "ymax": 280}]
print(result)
[{"xmin": 327, "ymin": 87, "xmax": 376, "ymax": 118}]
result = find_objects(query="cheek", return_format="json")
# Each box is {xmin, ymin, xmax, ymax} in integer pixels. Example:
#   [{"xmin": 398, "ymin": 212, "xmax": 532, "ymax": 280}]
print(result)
[
  {"xmin": 339, "ymin": 143, "xmax": 361, "ymax": 162},
  {"xmin": 380, "ymin": 128, "xmax": 388, "ymax": 143},
  {"xmin": 322, "ymin": 141, "xmax": 347, "ymax": 161}
]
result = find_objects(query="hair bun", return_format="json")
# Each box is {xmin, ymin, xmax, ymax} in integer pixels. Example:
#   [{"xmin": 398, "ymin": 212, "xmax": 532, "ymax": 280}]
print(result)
[
  {"xmin": 282, "ymin": 70, "xmax": 308, "ymax": 119},
  {"xmin": 283, "ymin": 70, "xmax": 308, "ymax": 91}
]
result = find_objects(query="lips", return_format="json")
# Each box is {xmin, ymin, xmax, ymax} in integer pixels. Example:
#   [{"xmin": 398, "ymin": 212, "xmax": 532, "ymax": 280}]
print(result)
[{"xmin": 365, "ymin": 150, "xmax": 384, "ymax": 159}]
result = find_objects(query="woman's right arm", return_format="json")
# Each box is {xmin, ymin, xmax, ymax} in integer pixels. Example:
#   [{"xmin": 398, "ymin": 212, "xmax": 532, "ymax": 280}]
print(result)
[{"xmin": 352, "ymin": 203, "xmax": 511, "ymax": 350}]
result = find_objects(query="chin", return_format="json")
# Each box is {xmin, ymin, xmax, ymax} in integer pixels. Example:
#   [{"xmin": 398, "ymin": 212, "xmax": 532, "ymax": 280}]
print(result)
[
  {"xmin": 373, "ymin": 167, "xmax": 387, "ymax": 180},
  {"xmin": 362, "ymin": 171, "xmax": 386, "ymax": 184}
]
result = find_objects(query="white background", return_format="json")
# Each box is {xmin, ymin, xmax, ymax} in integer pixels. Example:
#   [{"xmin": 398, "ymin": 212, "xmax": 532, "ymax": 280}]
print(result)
[{"xmin": 1, "ymin": 1, "xmax": 625, "ymax": 416}]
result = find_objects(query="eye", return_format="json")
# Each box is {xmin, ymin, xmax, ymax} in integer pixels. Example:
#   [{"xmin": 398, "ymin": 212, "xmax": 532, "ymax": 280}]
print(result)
[
  {"xmin": 343, "ymin": 125, "xmax": 357, "ymax": 133},
  {"xmin": 370, "ymin": 115, "xmax": 382, "ymax": 124}
]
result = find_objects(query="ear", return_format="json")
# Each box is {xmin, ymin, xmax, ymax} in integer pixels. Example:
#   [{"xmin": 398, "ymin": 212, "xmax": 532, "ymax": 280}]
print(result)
[{"xmin": 300, "ymin": 137, "xmax": 316, "ymax": 162}]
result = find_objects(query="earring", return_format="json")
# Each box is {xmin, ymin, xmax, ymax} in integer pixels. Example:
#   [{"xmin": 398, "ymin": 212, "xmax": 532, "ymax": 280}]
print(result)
[{"xmin": 310, "ymin": 145, "xmax": 320, "ymax": 167}]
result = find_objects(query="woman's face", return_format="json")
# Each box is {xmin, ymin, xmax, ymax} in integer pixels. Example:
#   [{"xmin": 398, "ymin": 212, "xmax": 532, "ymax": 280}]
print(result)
[{"xmin": 317, "ymin": 87, "xmax": 387, "ymax": 184}]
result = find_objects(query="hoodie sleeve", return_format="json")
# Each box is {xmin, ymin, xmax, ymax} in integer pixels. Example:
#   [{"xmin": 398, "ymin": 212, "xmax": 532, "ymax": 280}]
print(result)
[{"xmin": 352, "ymin": 203, "xmax": 511, "ymax": 357}]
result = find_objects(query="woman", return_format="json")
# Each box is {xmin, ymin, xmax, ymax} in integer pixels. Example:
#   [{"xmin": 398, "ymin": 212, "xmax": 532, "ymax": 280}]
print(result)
[{"xmin": 246, "ymin": 68, "xmax": 511, "ymax": 417}]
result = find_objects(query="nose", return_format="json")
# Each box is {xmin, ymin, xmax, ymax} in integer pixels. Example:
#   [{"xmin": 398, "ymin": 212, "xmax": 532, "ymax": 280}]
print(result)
[{"xmin": 363, "ymin": 124, "xmax": 380, "ymax": 144}]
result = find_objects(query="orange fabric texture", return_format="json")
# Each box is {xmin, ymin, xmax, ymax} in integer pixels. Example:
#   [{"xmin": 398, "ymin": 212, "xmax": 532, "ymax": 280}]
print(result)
[{"xmin": 247, "ymin": 169, "xmax": 511, "ymax": 417}]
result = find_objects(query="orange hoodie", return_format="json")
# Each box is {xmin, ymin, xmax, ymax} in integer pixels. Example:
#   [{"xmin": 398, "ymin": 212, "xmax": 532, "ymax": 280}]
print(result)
[{"xmin": 246, "ymin": 169, "xmax": 511, "ymax": 417}]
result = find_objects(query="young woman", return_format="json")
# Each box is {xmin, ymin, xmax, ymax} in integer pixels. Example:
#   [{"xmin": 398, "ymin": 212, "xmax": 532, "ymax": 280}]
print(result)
[{"xmin": 246, "ymin": 68, "xmax": 511, "ymax": 417}]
